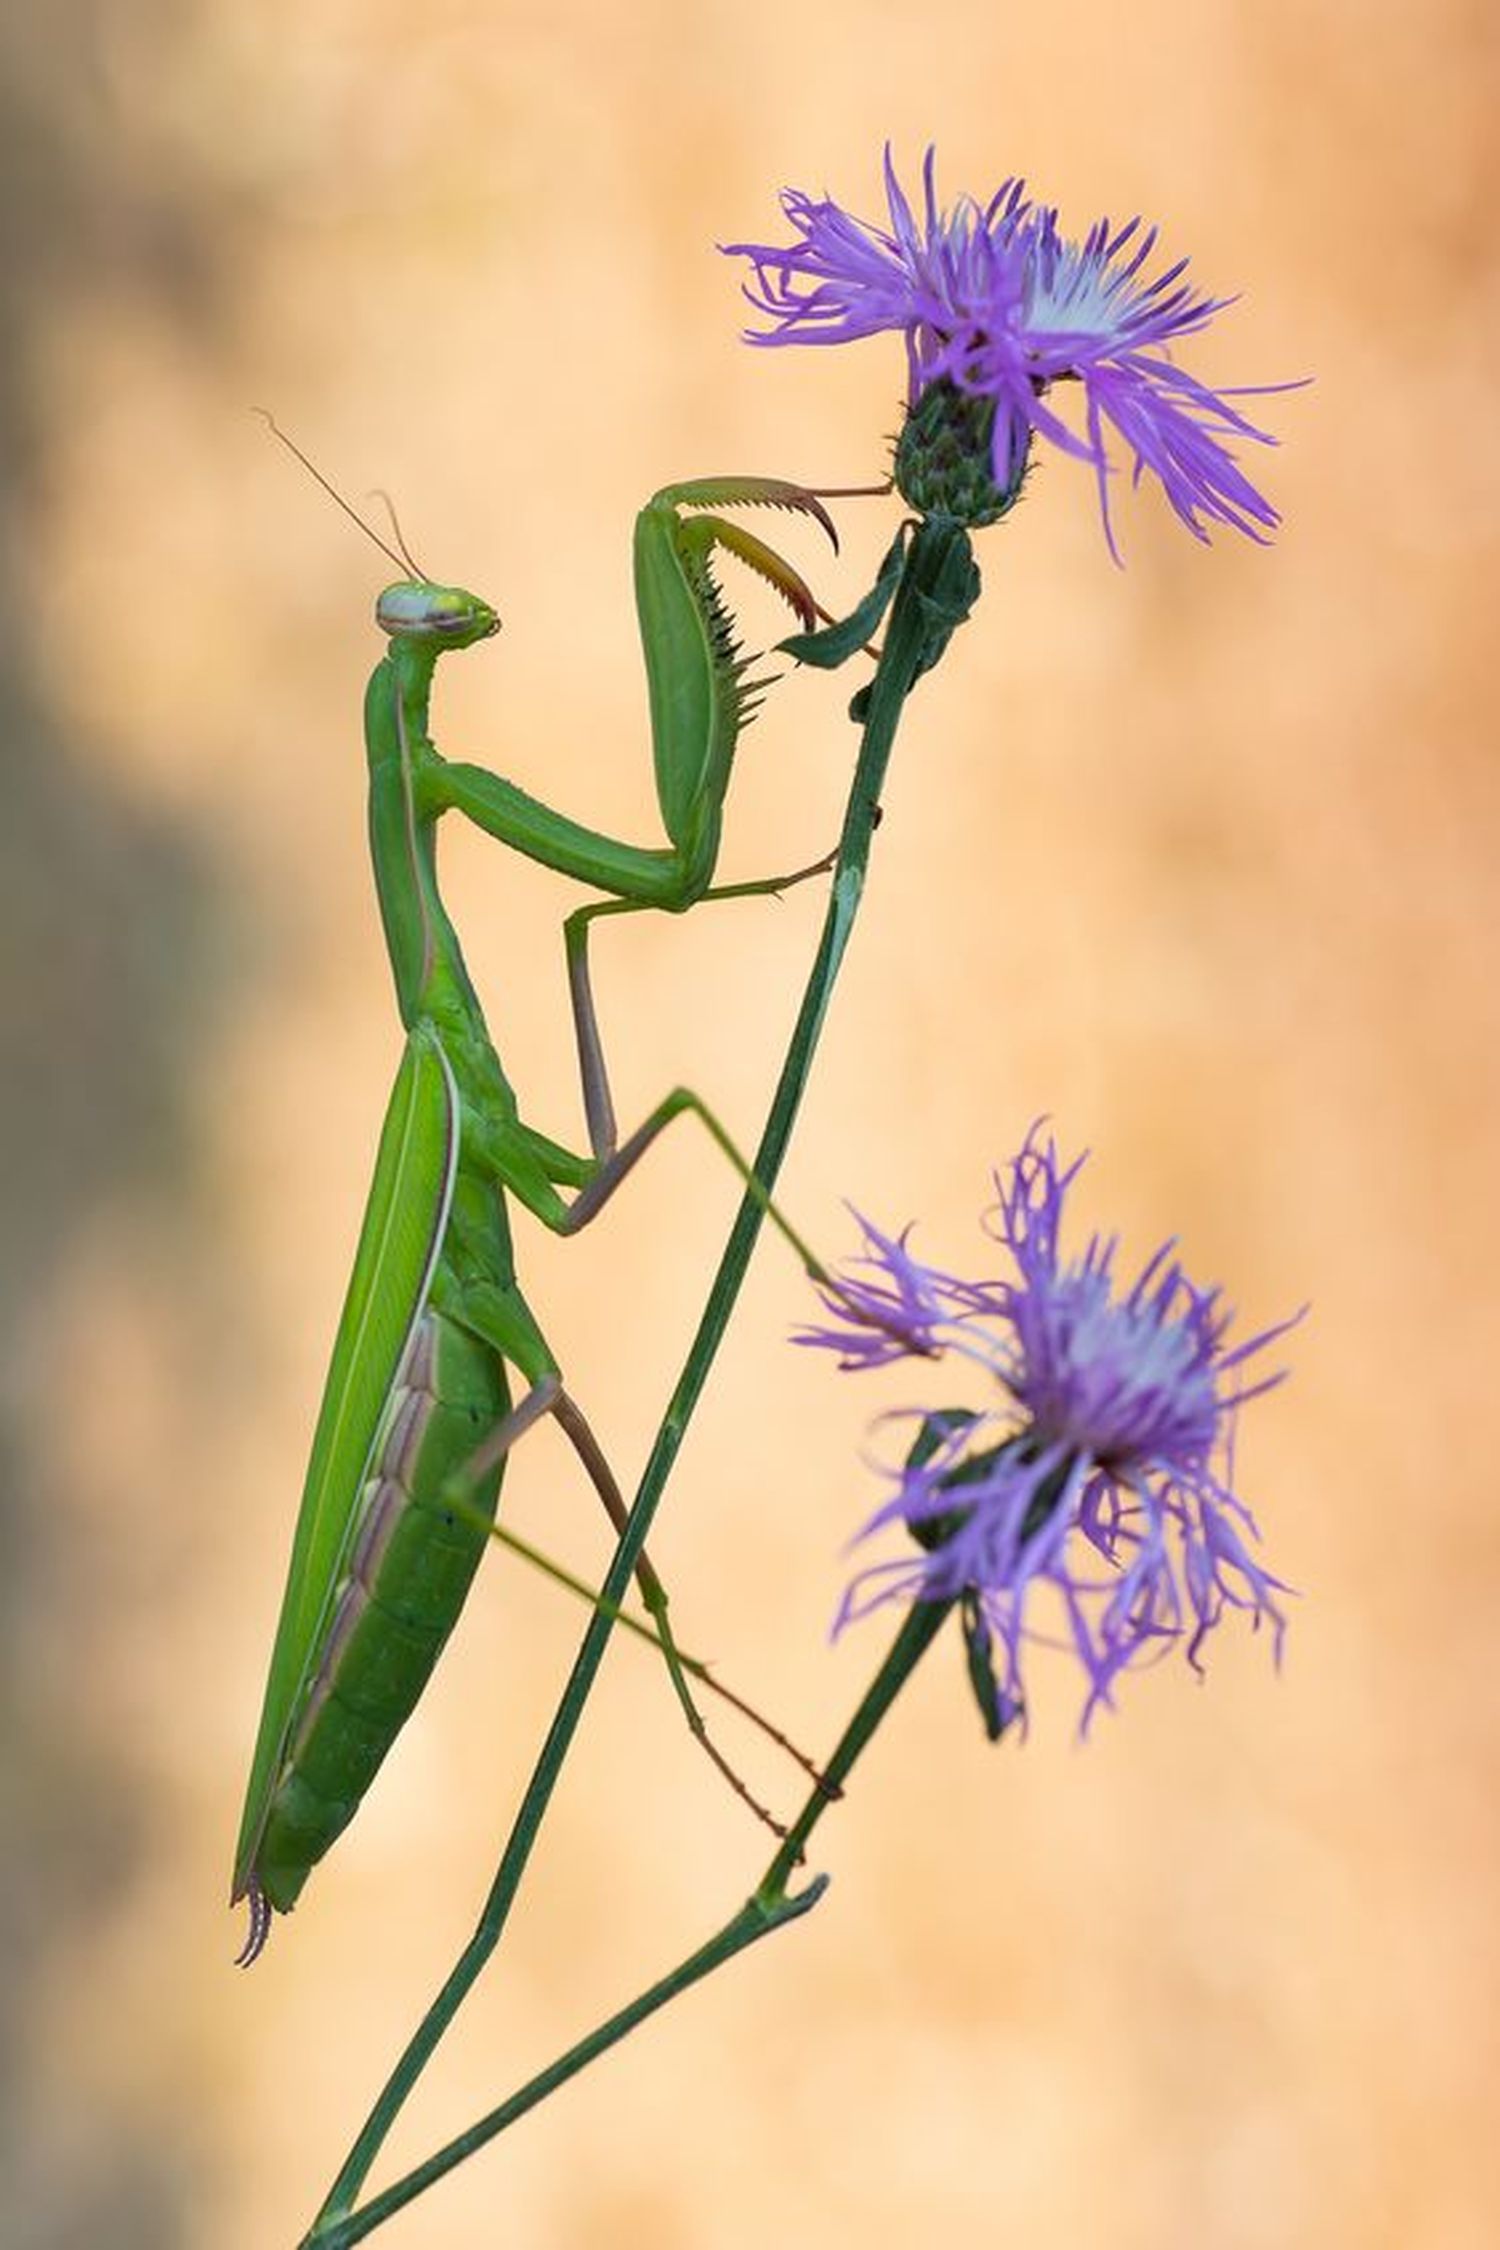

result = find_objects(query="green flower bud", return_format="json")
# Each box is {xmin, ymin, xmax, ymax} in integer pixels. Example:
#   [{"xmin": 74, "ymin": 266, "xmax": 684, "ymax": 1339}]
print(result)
[{"xmin": 894, "ymin": 378, "xmax": 1030, "ymax": 528}]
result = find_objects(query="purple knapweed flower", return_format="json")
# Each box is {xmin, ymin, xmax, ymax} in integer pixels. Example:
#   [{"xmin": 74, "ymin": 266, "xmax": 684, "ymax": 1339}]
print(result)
[
  {"xmin": 724, "ymin": 148, "xmax": 1294, "ymax": 558},
  {"xmin": 798, "ymin": 1127, "xmax": 1298, "ymax": 1728}
]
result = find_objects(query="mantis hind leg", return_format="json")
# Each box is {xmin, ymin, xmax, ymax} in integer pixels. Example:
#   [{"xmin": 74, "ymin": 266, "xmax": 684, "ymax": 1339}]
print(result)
[{"xmin": 446, "ymin": 1289, "xmax": 793, "ymax": 1839}]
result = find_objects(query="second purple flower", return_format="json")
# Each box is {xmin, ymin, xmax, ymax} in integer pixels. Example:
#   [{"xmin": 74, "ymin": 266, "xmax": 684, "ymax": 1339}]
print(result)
[{"xmin": 799, "ymin": 1128, "xmax": 1298, "ymax": 1730}]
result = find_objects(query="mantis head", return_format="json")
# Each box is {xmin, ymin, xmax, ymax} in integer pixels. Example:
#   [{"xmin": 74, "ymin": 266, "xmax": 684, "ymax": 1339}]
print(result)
[{"xmin": 376, "ymin": 581, "xmax": 501, "ymax": 647}]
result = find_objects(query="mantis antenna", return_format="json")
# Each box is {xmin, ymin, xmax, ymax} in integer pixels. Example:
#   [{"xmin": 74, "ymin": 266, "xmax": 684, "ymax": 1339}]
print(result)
[
  {"xmin": 253, "ymin": 408, "xmax": 415, "ymax": 578},
  {"xmin": 368, "ymin": 487, "xmax": 429, "ymax": 582}
]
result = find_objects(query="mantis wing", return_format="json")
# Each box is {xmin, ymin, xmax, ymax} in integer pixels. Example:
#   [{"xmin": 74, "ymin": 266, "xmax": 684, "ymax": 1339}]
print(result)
[{"xmin": 232, "ymin": 1020, "xmax": 459, "ymax": 1902}]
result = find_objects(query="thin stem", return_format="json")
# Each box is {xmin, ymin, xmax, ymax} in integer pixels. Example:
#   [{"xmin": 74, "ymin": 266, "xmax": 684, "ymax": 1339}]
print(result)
[
  {"xmin": 758, "ymin": 1599, "xmax": 954, "ymax": 1901},
  {"xmin": 304, "ymin": 1880, "xmax": 826, "ymax": 2250},
  {"xmin": 311, "ymin": 516, "xmax": 975, "ymax": 2230}
]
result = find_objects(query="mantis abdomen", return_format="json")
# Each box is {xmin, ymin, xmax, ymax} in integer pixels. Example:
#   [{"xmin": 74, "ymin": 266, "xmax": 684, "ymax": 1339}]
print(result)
[{"xmin": 250, "ymin": 1305, "xmax": 509, "ymax": 1916}]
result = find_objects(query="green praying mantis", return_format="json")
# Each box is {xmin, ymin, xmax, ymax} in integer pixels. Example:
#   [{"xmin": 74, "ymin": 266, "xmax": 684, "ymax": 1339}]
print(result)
[{"xmin": 231, "ymin": 448, "xmax": 849, "ymax": 1965}]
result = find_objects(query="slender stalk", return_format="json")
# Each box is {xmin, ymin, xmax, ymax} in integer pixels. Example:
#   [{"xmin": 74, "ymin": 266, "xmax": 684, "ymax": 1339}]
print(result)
[
  {"xmin": 310, "ymin": 516, "xmax": 974, "ymax": 2231},
  {"xmin": 758, "ymin": 1598, "xmax": 954, "ymax": 1901}
]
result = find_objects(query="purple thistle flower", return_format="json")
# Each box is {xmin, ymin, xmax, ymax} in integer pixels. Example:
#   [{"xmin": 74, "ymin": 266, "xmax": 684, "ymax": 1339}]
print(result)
[
  {"xmin": 800, "ymin": 1127, "xmax": 1299, "ymax": 1729},
  {"xmin": 724, "ymin": 148, "xmax": 1295, "ymax": 559}
]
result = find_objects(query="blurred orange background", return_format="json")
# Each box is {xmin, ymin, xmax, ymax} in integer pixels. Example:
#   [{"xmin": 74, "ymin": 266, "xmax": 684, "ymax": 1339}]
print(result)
[{"xmin": 3, "ymin": 4, "xmax": 1495, "ymax": 2245}]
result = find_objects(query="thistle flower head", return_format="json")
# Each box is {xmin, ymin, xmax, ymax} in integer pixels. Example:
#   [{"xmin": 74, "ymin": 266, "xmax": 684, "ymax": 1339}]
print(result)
[
  {"xmin": 724, "ymin": 148, "xmax": 1296, "ymax": 558},
  {"xmin": 798, "ymin": 1128, "xmax": 1298, "ymax": 1729}
]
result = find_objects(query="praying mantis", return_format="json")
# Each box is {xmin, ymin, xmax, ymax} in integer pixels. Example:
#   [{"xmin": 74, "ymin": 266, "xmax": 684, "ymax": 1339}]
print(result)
[{"xmin": 231, "ymin": 458, "xmax": 845, "ymax": 1964}]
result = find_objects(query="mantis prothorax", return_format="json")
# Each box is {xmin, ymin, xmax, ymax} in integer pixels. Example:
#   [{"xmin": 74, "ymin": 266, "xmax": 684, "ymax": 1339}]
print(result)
[{"xmin": 232, "ymin": 454, "xmax": 847, "ymax": 1964}]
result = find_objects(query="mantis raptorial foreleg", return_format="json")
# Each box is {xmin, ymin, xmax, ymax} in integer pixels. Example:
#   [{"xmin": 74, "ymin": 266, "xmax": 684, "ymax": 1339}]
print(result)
[{"xmin": 233, "ymin": 462, "xmax": 858, "ymax": 1958}]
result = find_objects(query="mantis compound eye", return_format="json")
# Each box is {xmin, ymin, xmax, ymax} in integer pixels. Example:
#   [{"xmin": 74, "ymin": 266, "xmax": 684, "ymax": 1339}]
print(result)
[{"xmin": 375, "ymin": 581, "xmax": 500, "ymax": 644}]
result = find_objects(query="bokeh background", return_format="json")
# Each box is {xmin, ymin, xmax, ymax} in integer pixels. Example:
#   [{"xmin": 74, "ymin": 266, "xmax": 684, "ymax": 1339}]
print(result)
[{"xmin": 2, "ymin": 3, "xmax": 1495, "ymax": 2245}]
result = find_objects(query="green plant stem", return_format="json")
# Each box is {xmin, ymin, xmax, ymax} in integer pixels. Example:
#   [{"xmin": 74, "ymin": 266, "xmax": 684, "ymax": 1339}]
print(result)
[
  {"xmin": 758, "ymin": 1597, "xmax": 955, "ymax": 1902},
  {"xmin": 309, "ymin": 515, "xmax": 974, "ymax": 2237}
]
